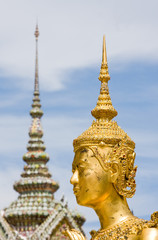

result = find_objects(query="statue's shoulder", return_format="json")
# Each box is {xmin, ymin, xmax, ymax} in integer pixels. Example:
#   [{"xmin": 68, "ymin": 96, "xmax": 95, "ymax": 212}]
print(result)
[
  {"xmin": 90, "ymin": 214, "xmax": 158, "ymax": 240},
  {"xmin": 140, "ymin": 211, "xmax": 158, "ymax": 240},
  {"xmin": 64, "ymin": 213, "xmax": 158, "ymax": 240},
  {"xmin": 140, "ymin": 228, "xmax": 158, "ymax": 240}
]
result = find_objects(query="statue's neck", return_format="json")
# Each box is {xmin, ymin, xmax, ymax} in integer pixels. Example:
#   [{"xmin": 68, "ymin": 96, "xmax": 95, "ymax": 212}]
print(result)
[{"xmin": 93, "ymin": 190, "xmax": 133, "ymax": 229}]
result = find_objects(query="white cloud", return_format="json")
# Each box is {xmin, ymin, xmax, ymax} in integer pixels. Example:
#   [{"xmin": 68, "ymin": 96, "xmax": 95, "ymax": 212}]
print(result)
[{"xmin": 0, "ymin": 0, "xmax": 158, "ymax": 91}]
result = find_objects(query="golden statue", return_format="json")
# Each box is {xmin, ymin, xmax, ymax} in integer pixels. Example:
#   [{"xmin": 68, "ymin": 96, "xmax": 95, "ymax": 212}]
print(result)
[{"xmin": 65, "ymin": 36, "xmax": 158, "ymax": 240}]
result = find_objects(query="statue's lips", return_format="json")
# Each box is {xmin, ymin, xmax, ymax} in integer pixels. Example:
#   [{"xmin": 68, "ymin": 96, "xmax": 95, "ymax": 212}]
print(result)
[{"xmin": 73, "ymin": 186, "xmax": 80, "ymax": 195}]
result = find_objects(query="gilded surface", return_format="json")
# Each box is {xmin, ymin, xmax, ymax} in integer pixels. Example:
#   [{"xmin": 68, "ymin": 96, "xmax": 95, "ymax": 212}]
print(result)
[{"xmin": 66, "ymin": 37, "xmax": 158, "ymax": 239}]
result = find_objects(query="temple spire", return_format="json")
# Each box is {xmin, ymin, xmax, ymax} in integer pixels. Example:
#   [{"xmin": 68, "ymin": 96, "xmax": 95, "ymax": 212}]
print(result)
[
  {"xmin": 34, "ymin": 24, "xmax": 39, "ymax": 93},
  {"xmin": 4, "ymin": 25, "xmax": 59, "ymax": 235}
]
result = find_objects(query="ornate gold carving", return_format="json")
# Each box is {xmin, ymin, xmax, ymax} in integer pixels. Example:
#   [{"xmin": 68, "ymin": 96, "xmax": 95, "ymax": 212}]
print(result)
[{"xmin": 88, "ymin": 140, "xmax": 137, "ymax": 198}]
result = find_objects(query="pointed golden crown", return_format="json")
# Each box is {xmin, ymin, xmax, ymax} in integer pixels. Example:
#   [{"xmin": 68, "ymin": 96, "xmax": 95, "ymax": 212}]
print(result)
[{"xmin": 73, "ymin": 36, "xmax": 135, "ymax": 151}]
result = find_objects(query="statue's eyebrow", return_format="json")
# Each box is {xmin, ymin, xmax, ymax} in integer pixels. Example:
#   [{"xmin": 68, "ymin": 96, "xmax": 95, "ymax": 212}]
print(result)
[
  {"xmin": 80, "ymin": 149, "xmax": 88, "ymax": 153},
  {"xmin": 72, "ymin": 158, "xmax": 88, "ymax": 171},
  {"xmin": 72, "ymin": 161, "xmax": 79, "ymax": 171},
  {"xmin": 72, "ymin": 149, "xmax": 89, "ymax": 171},
  {"xmin": 72, "ymin": 161, "xmax": 76, "ymax": 171}
]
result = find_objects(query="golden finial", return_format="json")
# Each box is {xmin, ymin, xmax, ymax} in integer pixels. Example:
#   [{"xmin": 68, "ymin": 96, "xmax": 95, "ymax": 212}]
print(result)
[
  {"xmin": 99, "ymin": 35, "xmax": 110, "ymax": 82},
  {"xmin": 102, "ymin": 35, "xmax": 107, "ymax": 64}
]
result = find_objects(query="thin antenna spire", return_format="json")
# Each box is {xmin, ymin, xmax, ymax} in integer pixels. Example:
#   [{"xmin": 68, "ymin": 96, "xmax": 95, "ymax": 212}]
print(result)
[{"xmin": 34, "ymin": 24, "xmax": 39, "ymax": 92}]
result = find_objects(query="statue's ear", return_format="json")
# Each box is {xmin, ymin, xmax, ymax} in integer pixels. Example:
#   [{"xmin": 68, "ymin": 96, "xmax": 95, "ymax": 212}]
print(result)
[{"xmin": 109, "ymin": 162, "xmax": 119, "ymax": 183}]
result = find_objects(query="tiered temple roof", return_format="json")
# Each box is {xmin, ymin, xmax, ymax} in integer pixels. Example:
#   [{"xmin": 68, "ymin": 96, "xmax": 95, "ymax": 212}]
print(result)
[{"xmin": 0, "ymin": 25, "xmax": 85, "ymax": 240}]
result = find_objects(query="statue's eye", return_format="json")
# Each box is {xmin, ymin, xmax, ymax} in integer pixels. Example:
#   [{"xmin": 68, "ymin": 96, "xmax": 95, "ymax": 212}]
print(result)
[
  {"xmin": 78, "ymin": 168, "xmax": 85, "ymax": 176},
  {"xmin": 75, "ymin": 164, "xmax": 83, "ymax": 171},
  {"xmin": 78, "ymin": 165, "xmax": 85, "ymax": 173}
]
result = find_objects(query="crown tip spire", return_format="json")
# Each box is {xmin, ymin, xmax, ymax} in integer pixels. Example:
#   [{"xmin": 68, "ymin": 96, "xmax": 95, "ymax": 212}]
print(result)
[
  {"xmin": 98, "ymin": 35, "xmax": 110, "ymax": 82},
  {"xmin": 102, "ymin": 35, "xmax": 107, "ymax": 64},
  {"xmin": 91, "ymin": 35, "xmax": 117, "ymax": 120}
]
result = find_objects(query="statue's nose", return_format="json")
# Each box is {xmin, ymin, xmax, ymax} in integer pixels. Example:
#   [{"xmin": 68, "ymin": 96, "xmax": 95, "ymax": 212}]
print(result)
[{"xmin": 70, "ymin": 170, "xmax": 79, "ymax": 185}]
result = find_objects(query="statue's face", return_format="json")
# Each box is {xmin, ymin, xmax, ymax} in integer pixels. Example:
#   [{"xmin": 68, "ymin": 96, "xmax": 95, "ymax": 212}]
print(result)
[{"xmin": 70, "ymin": 147, "xmax": 113, "ymax": 207}]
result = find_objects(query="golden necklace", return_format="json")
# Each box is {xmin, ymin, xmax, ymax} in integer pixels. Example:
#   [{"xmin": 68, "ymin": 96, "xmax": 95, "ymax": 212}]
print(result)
[{"xmin": 91, "ymin": 217, "xmax": 150, "ymax": 240}]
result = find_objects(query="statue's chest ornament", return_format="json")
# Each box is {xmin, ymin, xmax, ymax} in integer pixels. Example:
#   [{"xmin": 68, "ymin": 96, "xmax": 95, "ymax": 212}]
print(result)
[{"xmin": 92, "ymin": 217, "xmax": 154, "ymax": 240}]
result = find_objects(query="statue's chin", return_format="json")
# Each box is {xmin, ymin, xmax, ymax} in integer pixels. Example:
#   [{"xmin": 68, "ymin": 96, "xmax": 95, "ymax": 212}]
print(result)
[
  {"xmin": 75, "ymin": 195, "xmax": 86, "ymax": 206},
  {"xmin": 75, "ymin": 196, "xmax": 82, "ymax": 205},
  {"xmin": 75, "ymin": 196, "xmax": 92, "ymax": 208}
]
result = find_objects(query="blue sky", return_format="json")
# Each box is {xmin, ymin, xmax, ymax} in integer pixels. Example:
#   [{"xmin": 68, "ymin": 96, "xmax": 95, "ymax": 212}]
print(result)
[{"xmin": 0, "ymin": 0, "xmax": 158, "ymax": 237}]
